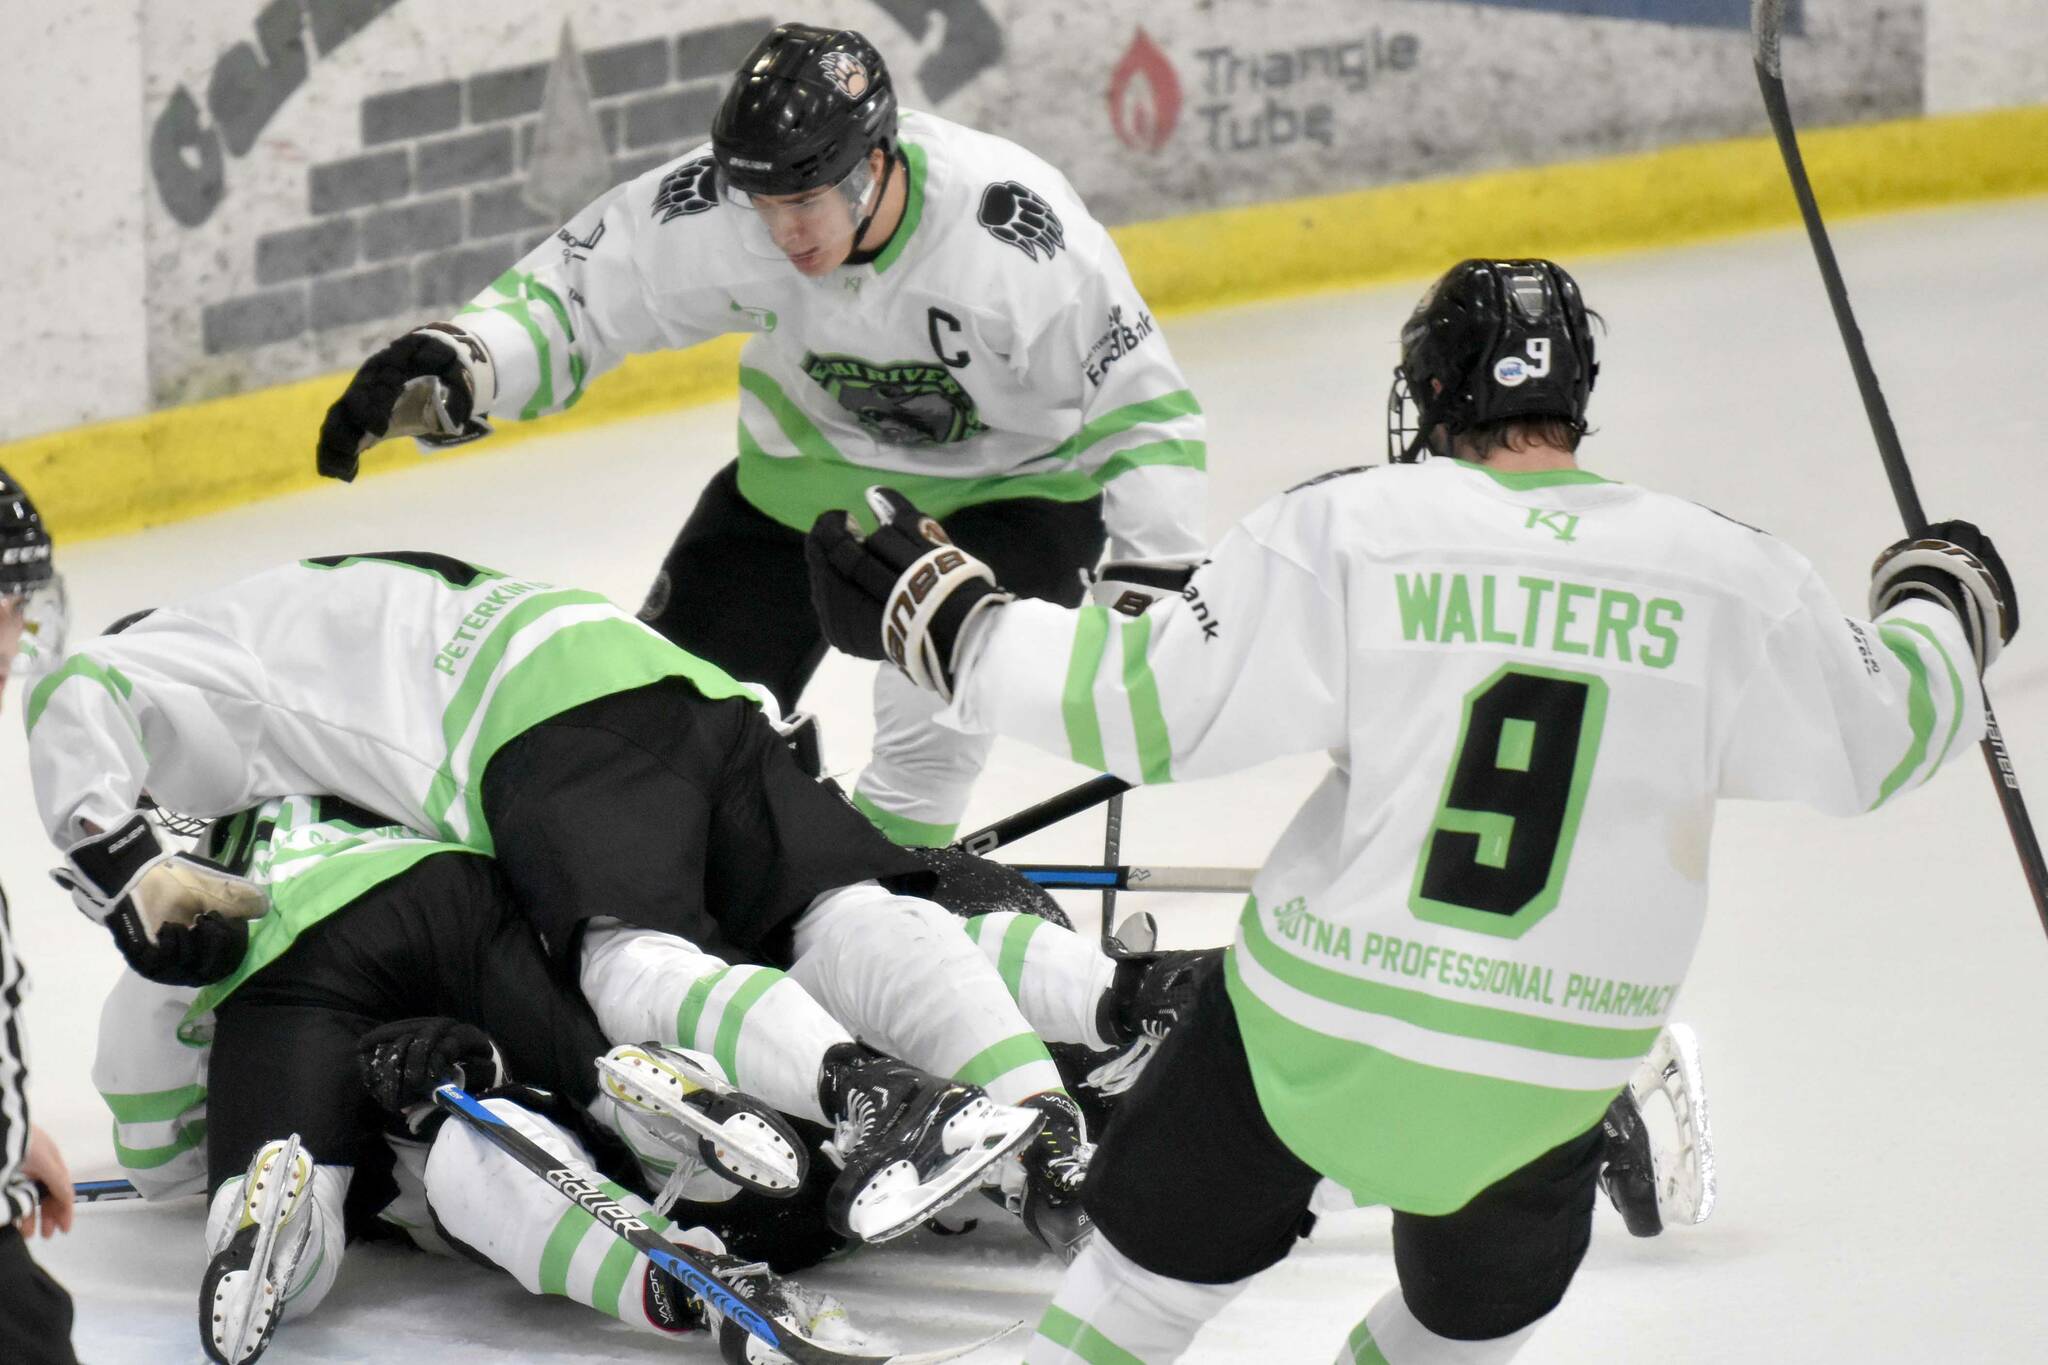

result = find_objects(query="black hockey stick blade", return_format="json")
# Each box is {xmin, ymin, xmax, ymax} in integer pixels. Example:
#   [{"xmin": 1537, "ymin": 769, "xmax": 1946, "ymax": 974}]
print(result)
[
  {"xmin": 1750, "ymin": 0, "xmax": 2048, "ymax": 934},
  {"xmin": 432, "ymin": 1085, "xmax": 1015, "ymax": 1364},
  {"xmin": 954, "ymin": 773, "xmax": 1132, "ymax": 855}
]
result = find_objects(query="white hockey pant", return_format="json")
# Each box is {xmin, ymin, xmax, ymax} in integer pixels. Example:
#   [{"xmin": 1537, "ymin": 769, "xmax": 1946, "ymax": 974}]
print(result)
[
  {"xmin": 850, "ymin": 666, "xmax": 995, "ymax": 845},
  {"xmin": 578, "ymin": 920, "xmax": 852, "ymax": 1124},
  {"xmin": 962, "ymin": 910, "xmax": 1121, "ymax": 1050},
  {"xmin": 204, "ymin": 1160, "xmax": 348, "ymax": 1324},
  {"xmin": 789, "ymin": 882, "xmax": 1066, "ymax": 1107},
  {"xmin": 423, "ymin": 1096, "xmax": 724, "ymax": 1335}
]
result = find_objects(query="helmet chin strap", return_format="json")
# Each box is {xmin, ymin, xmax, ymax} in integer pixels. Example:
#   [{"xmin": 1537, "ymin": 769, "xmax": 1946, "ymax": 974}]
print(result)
[{"xmin": 843, "ymin": 148, "xmax": 898, "ymax": 265}]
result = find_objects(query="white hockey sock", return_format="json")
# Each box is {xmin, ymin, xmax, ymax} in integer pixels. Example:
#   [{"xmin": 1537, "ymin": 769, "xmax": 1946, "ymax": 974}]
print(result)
[
  {"xmin": 1024, "ymin": 1233, "xmax": 1249, "ymax": 1363},
  {"xmin": 1335, "ymin": 1290, "xmax": 1538, "ymax": 1364},
  {"xmin": 964, "ymin": 911, "xmax": 1121, "ymax": 1050},
  {"xmin": 790, "ymin": 882, "xmax": 1067, "ymax": 1107},
  {"xmin": 424, "ymin": 1096, "xmax": 724, "ymax": 1336},
  {"xmin": 849, "ymin": 666, "xmax": 997, "ymax": 845},
  {"xmin": 578, "ymin": 920, "xmax": 850, "ymax": 1123},
  {"xmin": 204, "ymin": 1159, "xmax": 348, "ymax": 1323}
]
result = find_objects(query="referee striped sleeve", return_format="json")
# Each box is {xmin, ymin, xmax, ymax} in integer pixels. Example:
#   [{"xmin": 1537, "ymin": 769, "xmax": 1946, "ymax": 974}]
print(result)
[{"xmin": 0, "ymin": 883, "xmax": 37, "ymax": 1222}]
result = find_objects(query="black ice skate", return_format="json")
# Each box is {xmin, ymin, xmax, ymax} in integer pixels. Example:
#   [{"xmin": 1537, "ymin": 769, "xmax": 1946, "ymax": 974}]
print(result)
[
  {"xmin": 817, "ymin": 1043, "xmax": 1042, "ymax": 1244},
  {"xmin": 1083, "ymin": 941, "xmax": 1221, "ymax": 1096},
  {"xmin": 200, "ymin": 1135, "xmax": 315, "ymax": 1365},
  {"xmin": 987, "ymin": 1092, "xmax": 1095, "ymax": 1263},
  {"xmin": 1600, "ymin": 1023, "xmax": 1716, "ymax": 1237}
]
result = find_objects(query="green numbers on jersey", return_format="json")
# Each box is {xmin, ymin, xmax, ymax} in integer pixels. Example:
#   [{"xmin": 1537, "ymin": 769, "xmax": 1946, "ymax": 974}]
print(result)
[{"xmin": 1408, "ymin": 665, "xmax": 1607, "ymax": 938}]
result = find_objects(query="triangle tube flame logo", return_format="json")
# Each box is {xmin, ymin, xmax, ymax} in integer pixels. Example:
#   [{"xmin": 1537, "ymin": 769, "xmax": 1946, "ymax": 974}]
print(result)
[{"xmin": 1108, "ymin": 27, "xmax": 1181, "ymax": 154}]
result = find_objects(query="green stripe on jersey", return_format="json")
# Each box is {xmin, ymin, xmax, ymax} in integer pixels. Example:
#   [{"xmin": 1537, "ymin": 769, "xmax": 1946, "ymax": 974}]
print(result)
[
  {"xmin": 1062, "ymin": 608, "xmax": 1112, "ymax": 769},
  {"xmin": 1345, "ymin": 1320, "xmax": 1393, "ymax": 1365},
  {"xmin": 850, "ymin": 789, "xmax": 957, "ymax": 846},
  {"xmin": 1870, "ymin": 623, "xmax": 1937, "ymax": 809},
  {"xmin": 1224, "ymin": 949, "xmax": 1622, "ymax": 1214},
  {"xmin": 1120, "ymin": 615, "xmax": 1173, "ymax": 783},
  {"xmin": 113, "ymin": 1119, "xmax": 207, "ymax": 1170},
  {"xmin": 1240, "ymin": 904, "xmax": 1657, "ymax": 1061},
  {"xmin": 26, "ymin": 654, "xmax": 134, "ymax": 733},
  {"xmin": 1890, "ymin": 617, "xmax": 1966, "ymax": 775}
]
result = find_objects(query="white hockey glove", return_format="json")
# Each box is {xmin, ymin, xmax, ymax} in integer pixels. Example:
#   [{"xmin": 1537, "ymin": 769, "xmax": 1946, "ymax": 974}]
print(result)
[
  {"xmin": 1088, "ymin": 556, "xmax": 1202, "ymax": 617},
  {"xmin": 805, "ymin": 487, "xmax": 1014, "ymax": 702},
  {"xmin": 317, "ymin": 323, "xmax": 496, "ymax": 482},
  {"xmin": 52, "ymin": 813, "xmax": 268, "ymax": 986},
  {"xmin": 1869, "ymin": 518, "xmax": 2017, "ymax": 672}
]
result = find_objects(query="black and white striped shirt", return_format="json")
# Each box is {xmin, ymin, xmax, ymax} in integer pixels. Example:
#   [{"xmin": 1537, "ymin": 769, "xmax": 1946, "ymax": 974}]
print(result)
[{"xmin": 1, "ymin": 880, "xmax": 37, "ymax": 1223}]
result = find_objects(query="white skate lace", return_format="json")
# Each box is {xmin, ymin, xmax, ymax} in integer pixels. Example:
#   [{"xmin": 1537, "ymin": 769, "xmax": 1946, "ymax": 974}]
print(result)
[
  {"xmin": 1082, "ymin": 1023, "xmax": 1166, "ymax": 1097},
  {"xmin": 823, "ymin": 1086, "xmax": 880, "ymax": 1167}
]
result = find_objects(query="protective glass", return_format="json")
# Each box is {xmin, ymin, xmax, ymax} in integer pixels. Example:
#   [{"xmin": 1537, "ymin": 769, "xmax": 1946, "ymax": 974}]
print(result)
[{"xmin": 722, "ymin": 155, "xmax": 878, "ymax": 263}]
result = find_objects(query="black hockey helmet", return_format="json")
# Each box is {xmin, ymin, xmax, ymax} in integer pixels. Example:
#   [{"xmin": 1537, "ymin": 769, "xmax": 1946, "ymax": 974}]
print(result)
[
  {"xmin": 1387, "ymin": 259, "xmax": 1598, "ymax": 462},
  {"xmin": 712, "ymin": 24, "xmax": 898, "ymax": 199},
  {"xmin": 0, "ymin": 465, "xmax": 54, "ymax": 598}
]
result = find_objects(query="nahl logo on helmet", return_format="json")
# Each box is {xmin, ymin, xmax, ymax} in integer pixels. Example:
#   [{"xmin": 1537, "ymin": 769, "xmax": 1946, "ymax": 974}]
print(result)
[{"xmin": 817, "ymin": 51, "xmax": 870, "ymax": 99}]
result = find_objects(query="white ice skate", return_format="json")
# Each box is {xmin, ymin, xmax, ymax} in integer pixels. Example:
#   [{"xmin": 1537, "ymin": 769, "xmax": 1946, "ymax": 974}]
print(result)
[
  {"xmin": 201, "ymin": 1135, "xmax": 315, "ymax": 1365},
  {"xmin": 1601, "ymin": 1022, "xmax": 1716, "ymax": 1236},
  {"xmin": 597, "ymin": 1042, "xmax": 806, "ymax": 1211}
]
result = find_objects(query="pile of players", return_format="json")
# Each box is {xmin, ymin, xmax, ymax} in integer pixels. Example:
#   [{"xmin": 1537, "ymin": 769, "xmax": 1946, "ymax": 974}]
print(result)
[{"xmin": 12, "ymin": 17, "xmax": 2014, "ymax": 1365}]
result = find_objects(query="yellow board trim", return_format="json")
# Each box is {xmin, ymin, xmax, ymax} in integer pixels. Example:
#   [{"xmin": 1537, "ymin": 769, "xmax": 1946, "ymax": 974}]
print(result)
[{"xmin": 10, "ymin": 105, "xmax": 2048, "ymax": 544}]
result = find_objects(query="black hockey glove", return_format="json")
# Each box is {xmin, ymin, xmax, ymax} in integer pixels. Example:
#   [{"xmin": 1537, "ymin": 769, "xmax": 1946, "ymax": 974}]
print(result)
[
  {"xmin": 51, "ymin": 813, "xmax": 266, "ymax": 986},
  {"xmin": 804, "ymin": 487, "xmax": 1014, "ymax": 702},
  {"xmin": 360, "ymin": 1017, "xmax": 507, "ymax": 1121},
  {"xmin": 1869, "ymin": 518, "xmax": 2018, "ymax": 673},
  {"xmin": 316, "ymin": 325, "xmax": 491, "ymax": 482}
]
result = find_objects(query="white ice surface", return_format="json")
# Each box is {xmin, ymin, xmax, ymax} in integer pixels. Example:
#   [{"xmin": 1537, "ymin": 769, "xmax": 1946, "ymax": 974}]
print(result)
[{"xmin": 8, "ymin": 196, "xmax": 2048, "ymax": 1362}]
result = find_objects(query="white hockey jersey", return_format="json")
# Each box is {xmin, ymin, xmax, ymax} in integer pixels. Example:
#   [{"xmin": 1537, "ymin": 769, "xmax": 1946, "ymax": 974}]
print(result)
[
  {"xmin": 948, "ymin": 457, "xmax": 1983, "ymax": 1213},
  {"xmin": 25, "ymin": 552, "xmax": 755, "ymax": 854},
  {"xmin": 455, "ymin": 111, "xmax": 1206, "ymax": 560}
]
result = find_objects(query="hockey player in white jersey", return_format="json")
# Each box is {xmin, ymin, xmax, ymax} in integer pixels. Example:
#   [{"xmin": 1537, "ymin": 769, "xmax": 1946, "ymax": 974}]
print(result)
[
  {"xmin": 316, "ymin": 22, "xmax": 1207, "ymax": 848},
  {"xmin": 22, "ymin": 555, "xmax": 1092, "ymax": 1259},
  {"xmin": 804, "ymin": 258, "xmax": 2018, "ymax": 1362}
]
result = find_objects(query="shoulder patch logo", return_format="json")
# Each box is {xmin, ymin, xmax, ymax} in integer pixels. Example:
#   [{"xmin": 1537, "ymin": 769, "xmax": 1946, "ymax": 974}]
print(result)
[
  {"xmin": 817, "ymin": 51, "xmax": 870, "ymax": 100},
  {"xmin": 978, "ymin": 181, "xmax": 1065, "ymax": 262},
  {"xmin": 652, "ymin": 156, "xmax": 719, "ymax": 224}
]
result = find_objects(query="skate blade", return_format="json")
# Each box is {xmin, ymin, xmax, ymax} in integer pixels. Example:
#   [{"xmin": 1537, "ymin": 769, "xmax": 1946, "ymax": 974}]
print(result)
[
  {"xmin": 844, "ymin": 1105, "xmax": 1042, "ymax": 1244},
  {"xmin": 1631, "ymin": 1022, "xmax": 1716, "ymax": 1226},
  {"xmin": 214, "ymin": 1134, "xmax": 308, "ymax": 1364},
  {"xmin": 598, "ymin": 1054, "xmax": 804, "ymax": 1195}
]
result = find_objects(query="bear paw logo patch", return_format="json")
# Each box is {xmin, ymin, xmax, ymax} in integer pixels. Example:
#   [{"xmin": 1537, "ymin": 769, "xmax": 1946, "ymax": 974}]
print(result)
[
  {"xmin": 817, "ymin": 51, "xmax": 871, "ymax": 100},
  {"xmin": 978, "ymin": 181, "xmax": 1065, "ymax": 263},
  {"xmin": 652, "ymin": 156, "xmax": 719, "ymax": 224}
]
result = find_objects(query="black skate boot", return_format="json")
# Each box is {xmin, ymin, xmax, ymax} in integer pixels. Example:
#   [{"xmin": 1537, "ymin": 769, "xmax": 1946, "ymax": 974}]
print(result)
[
  {"xmin": 1084, "ymin": 946, "xmax": 1221, "ymax": 1095},
  {"xmin": 816, "ymin": 1042, "xmax": 1042, "ymax": 1244},
  {"xmin": 1599, "ymin": 1023, "xmax": 1716, "ymax": 1238},
  {"xmin": 988, "ymin": 1092, "xmax": 1095, "ymax": 1262}
]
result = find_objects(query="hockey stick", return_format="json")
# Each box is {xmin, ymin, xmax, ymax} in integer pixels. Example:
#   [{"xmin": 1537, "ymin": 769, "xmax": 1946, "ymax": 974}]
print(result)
[
  {"xmin": 1010, "ymin": 863, "xmax": 1257, "ymax": 894},
  {"xmin": 72, "ymin": 1177, "xmax": 143, "ymax": 1203},
  {"xmin": 1099, "ymin": 790, "xmax": 1125, "ymax": 952},
  {"xmin": 1751, "ymin": 0, "xmax": 2048, "ymax": 934},
  {"xmin": 953, "ymin": 773, "xmax": 1131, "ymax": 855},
  {"xmin": 430, "ymin": 1084, "xmax": 1012, "ymax": 1365}
]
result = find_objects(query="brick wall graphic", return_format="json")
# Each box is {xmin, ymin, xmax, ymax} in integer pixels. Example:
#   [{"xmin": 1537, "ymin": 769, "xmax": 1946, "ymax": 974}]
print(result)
[{"xmin": 201, "ymin": 17, "xmax": 767, "ymax": 356}]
